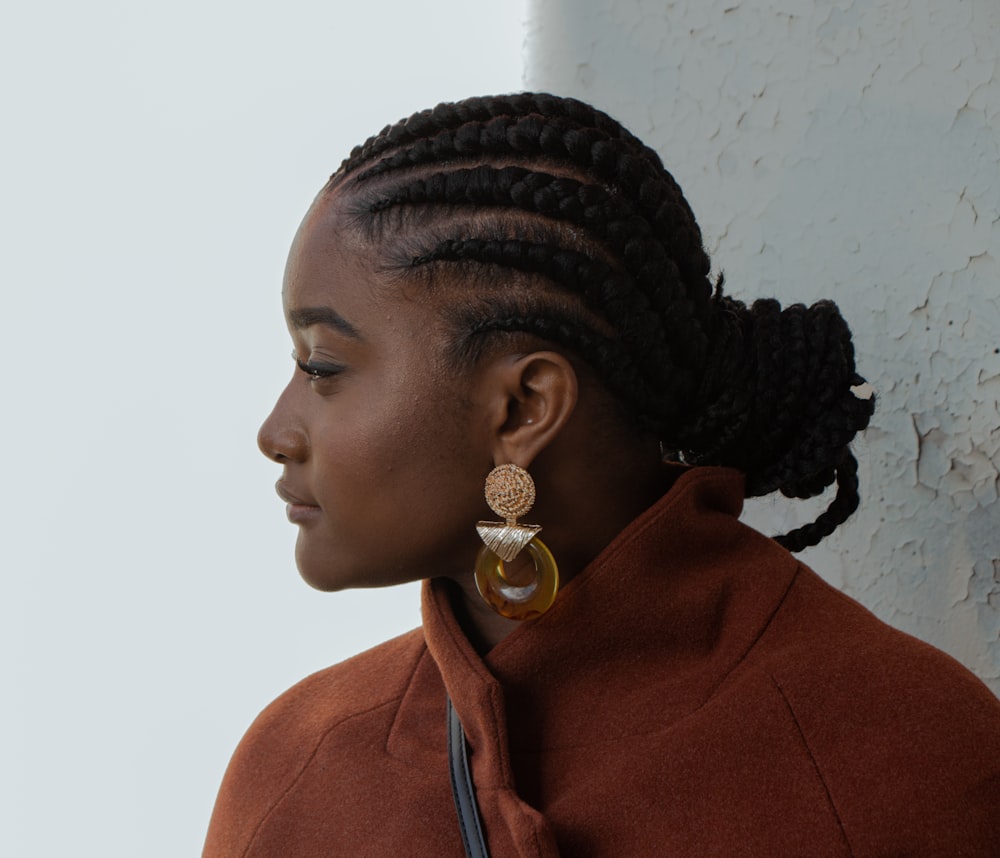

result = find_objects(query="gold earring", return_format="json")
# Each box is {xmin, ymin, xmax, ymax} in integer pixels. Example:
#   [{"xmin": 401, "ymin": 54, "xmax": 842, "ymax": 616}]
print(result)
[{"xmin": 474, "ymin": 464, "xmax": 559, "ymax": 621}]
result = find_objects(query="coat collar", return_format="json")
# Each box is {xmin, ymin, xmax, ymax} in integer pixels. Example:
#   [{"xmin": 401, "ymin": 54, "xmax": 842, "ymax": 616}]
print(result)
[{"xmin": 415, "ymin": 466, "xmax": 800, "ymax": 785}]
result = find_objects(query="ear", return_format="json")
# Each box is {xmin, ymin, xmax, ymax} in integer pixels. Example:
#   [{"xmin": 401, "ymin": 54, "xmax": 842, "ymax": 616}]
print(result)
[{"xmin": 485, "ymin": 351, "xmax": 579, "ymax": 468}]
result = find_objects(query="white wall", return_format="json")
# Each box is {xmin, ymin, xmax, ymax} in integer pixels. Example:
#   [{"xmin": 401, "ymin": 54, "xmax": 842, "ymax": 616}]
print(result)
[
  {"xmin": 0, "ymin": 3, "xmax": 524, "ymax": 856},
  {"xmin": 525, "ymin": 0, "xmax": 999, "ymax": 691}
]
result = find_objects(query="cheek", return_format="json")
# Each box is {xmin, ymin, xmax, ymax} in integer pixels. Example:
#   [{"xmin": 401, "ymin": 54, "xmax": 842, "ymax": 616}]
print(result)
[
  {"xmin": 312, "ymin": 377, "xmax": 478, "ymax": 514},
  {"xmin": 371, "ymin": 385, "xmax": 487, "ymax": 536}
]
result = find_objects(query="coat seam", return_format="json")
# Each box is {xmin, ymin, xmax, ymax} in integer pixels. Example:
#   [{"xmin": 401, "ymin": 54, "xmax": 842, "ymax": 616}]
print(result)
[
  {"xmin": 701, "ymin": 561, "xmax": 804, "ymax": 701},
  {"xmin": 384, "ymin": 643, "xmax": 440, "ymax": 769},
  {"xmin": 238, "ymin": 695, "xmax": 403, "ymax": 858},
  {"xmin": 769, "ymin": 673, "xmax": 855, "ymax": 857}
]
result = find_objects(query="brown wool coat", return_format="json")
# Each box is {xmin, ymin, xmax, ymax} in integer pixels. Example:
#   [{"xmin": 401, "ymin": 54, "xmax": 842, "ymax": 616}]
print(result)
[{"xmin": 204, "ymin": 468, "xmax": 1000, "ymax": 857}]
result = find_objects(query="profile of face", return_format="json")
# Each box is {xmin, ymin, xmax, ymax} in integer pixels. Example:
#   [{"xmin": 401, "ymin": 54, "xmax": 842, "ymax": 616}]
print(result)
[{"xmin": 257, "ymin": 188, "xmax": 494, "ymax": 591}]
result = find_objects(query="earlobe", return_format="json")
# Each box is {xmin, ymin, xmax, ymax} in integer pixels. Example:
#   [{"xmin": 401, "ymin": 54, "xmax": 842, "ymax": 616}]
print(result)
[{"xmin": 489, "ymin": 351, "xmax": 579, "ymax": 468}]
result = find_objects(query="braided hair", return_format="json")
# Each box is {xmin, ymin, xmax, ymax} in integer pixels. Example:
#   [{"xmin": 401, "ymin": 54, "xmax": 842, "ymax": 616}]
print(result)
[{"xmin": 326, "ymin": 93, "xmax": 875, "ymax": 552}]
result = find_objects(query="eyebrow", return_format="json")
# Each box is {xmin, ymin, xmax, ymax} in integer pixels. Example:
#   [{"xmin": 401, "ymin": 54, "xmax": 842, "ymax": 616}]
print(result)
[{"xmin": 287, "ymin": 306, "xmax": 361, "ymax": 339}]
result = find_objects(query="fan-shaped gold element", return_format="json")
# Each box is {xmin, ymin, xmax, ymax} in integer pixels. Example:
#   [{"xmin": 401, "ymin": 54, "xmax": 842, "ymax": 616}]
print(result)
[{"xmin": 476, "ymin": 521, "xmax": 542, "ymax": 562}]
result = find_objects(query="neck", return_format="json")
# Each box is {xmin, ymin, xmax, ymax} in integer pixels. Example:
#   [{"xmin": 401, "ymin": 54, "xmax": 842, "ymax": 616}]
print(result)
[{"xmin": 450, "ymin": 578, "xmax": 525, "ymax": 653}]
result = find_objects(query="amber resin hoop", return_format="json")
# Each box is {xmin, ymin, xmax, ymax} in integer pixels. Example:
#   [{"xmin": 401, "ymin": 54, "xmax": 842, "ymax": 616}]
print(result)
[{"xmin": 474, "ymin": 539, "xmax": 559, "ymax": 621}]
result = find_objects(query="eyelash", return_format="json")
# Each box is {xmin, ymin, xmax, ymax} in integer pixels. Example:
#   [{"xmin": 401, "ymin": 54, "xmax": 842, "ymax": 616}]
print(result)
[{"xmin": 293, "ymin": 354, "xmax": 344, "ymax": 381}]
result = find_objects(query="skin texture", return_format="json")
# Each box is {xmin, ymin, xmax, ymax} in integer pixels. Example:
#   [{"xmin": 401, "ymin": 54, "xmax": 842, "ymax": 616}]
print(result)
[{"xmin": 258, "ymin": 185, "xmax": 669, "ymax": 649}]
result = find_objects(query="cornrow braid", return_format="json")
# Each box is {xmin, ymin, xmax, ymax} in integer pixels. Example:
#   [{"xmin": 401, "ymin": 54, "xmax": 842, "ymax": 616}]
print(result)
[
  {"xmin": 364, "ymin": 165, "xmax": 709, "ymax": 376},
  {"xmin": 341, "ymin": 93, "xmax": 658, "ymax": 175},
  {"xmin": 353, "ymin": 115, "xmax": 704, "ymax": 275},
  {"xmin": 329, "ymin": 92, "xmax": 875, "ymax": 551},
  {"xmin": 411, "ymin": 237, "xmax": 681, "ymax": 427}
]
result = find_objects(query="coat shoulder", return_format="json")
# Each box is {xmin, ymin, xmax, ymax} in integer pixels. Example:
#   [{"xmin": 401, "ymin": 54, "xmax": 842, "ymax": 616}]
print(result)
[
  {"xmin": 203, "ymin": 628, "xmax": 426, "ymax": 857},
  {"xmin": 763, "ymin": 564, "xmax": 999, "ymax": 714},
  {"xmin": 754, "ymin": 565, "xmax": 1000, "ymax": 854},
  {"xmin": 248, "ymin": 626, "xmax": 427, "ymax": 740}
]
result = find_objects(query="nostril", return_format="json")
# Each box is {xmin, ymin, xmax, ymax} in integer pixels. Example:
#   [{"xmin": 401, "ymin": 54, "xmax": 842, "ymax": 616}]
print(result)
[
  {"xmin": 258, "ymin": 390, "xmax": 308, "ymax": 463},
  {"xmin": 258, "ymin": 425, "xmax": 308, "ymax": 464},
  {"xmin": 257, "ymin": 427, "xmax": 278, "ymax": 462}
]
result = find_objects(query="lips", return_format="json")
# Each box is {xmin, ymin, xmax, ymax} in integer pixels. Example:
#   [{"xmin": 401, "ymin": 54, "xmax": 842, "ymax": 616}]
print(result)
[
  {"xmin": 275, "ymin": 481, "xmax": 318, "ymax": 507},
  {"xmin": 275, "ymin": 481, "xmax": 321, "ymax": 524}
]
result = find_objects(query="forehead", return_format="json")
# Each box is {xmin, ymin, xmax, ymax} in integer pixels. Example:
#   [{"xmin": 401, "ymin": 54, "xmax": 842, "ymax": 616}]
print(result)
[
  {"xmin": 281, "ymin": 189, "xmax": 452, "ymax": 355},
  {"xmin": 282, "ymin": 189, "xmax": 373, "ymax": 306}
]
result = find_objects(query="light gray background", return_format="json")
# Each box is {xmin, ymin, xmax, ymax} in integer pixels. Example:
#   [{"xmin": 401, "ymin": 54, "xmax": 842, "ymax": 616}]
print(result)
[{"xmin": 1, "ymin": 3, "xmax": 523, "ymax": 855}]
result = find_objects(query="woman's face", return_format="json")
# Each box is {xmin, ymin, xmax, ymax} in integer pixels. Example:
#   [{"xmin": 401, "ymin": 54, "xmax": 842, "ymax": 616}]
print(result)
[{"xmin": 257, "ymin": 190, "xmax": 492, "ymax": 591}]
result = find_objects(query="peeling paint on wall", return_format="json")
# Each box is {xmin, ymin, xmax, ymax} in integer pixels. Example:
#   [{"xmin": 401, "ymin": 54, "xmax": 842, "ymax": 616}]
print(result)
[{"xmin": 525, "ymin": 0, "xmax": 1000, "ymax": 691}]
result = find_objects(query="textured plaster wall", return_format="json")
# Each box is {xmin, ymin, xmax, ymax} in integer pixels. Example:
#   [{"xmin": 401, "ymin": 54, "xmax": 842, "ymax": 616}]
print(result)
[{"xmin": 524, "ymin": 0, "xmax": 1000, "ymax": 691}]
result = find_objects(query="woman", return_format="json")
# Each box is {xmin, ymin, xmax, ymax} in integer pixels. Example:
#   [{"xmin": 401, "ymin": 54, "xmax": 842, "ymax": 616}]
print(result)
[{"xmin": 204, "ymin": 93, "xmax": 1000, "ymax": 856}]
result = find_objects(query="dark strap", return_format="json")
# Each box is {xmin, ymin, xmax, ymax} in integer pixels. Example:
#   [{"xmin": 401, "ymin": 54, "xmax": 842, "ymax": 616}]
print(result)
[{"xmin": 447, "ymin": 696, "xmax": 491, "ymax": 858}]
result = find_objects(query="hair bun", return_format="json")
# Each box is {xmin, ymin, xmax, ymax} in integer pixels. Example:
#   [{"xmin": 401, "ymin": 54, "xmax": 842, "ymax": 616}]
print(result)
[{"xmin": 678, "ymin": 294, "xmax": 875, "ymax": 550}]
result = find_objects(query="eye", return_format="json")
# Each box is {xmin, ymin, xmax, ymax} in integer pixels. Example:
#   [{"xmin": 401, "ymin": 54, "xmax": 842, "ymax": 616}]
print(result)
[{"xmin": 293, "ymin": 353, "xmax": 344, "ymax": 381}]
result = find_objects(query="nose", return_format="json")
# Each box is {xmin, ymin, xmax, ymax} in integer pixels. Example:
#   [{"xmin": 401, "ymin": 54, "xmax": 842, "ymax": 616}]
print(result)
[{"xmin": 257, "ymin": 387, "xmax": 308, "ymax": 463}]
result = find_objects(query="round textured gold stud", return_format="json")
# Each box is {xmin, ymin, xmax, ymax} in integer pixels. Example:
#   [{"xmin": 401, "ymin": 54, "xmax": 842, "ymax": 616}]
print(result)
[{"xmin": 484, "ymin": 463, "xmax": 536, "ymax": 521}]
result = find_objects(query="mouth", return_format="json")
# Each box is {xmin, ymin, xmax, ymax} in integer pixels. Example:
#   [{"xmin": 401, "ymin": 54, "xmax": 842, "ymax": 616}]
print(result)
[
  {"xmin": 275, "ymin": 481, "xmax": 319, "ymax": 507},
  {"xmin": 275, "ymin": 480, "xmax": 321, "ymax": 524}
]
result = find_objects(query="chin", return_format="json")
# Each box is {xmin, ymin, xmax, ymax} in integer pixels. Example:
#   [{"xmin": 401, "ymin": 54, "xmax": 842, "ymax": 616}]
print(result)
[
  {"xmin": 294, "ymin": 542, "xmax": 403, "ymax": 592},
  {"xmin": 296, "ymin": 567, "xmax": 347, "ymax": 592},
  {"xmin": 294, "ymin": 541, "xmax": 348, "ymax": 592},
  {"xmin": 294, "ymin": 555, "xmax": 360, "ymax": 592}
]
